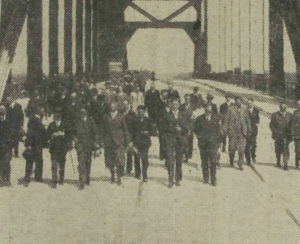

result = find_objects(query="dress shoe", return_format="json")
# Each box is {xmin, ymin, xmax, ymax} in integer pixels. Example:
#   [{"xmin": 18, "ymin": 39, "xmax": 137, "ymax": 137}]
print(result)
[
  {"xmin": 211, "ymin": 182, "xmax": 216, "ymax": 187},
  {"xmin": 143, "ymin": 178, "xmax": 148, "ymax": 183},
  {"xmin": 175, "ymin": 181, "xmax": 181, "ymax": 186},
  {"xmin": 168, "ymin": 182, "xmax": 173, "ymax": 188},
  {"xmin": 34, "ymin": 178, "xmax": 43, "ymax": 183},
  {"xmin": 283, "ymin": 165, "xmax": 288, "ymax": 171},
  {"xmin": 78, "ymin": 184, "xmax": 85, "ymax": 191}
]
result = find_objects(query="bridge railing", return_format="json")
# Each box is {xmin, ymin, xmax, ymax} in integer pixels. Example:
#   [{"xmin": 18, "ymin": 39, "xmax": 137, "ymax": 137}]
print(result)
[{"xmin": 202, "ymin": 70, "xmax": 298, "ymax": 101}]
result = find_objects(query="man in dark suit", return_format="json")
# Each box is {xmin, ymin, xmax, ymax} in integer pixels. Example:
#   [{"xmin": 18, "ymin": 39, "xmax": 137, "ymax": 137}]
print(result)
[
  {"xmin": 132, "ymin": 105, "xmax": 153, "ymax": 181},
  {"xmin": 0, "ymin": 106, "xmax": 13, "ymax": 187},
  {"xmin": 144, "ymin": 82, "xmax": 164, "ymax": 123},
  {"xmin": 103, "ymin": 102, "xmax": 132, "ymax": 185},
  {"xmin": 5, "ymin": 96, "xmax": 24, "ymax": 157},
  {"xmin": 25, "ymin": 90, "xmax": 45, "ymax": 118},
  {"xmin": 205, "ymin": 93, "xmax": 218, "ymax": 116},
  {"xmin": 219, "ymin": 95, "xmax": 232, "ymax": 152},
  {"xmin": 124, "ymin": 100, "xmax": 138, "ymax": 175},
  {"xmin": 190, "ymin": 87, "xmax": 204, "ymax": 109},
  {"xmin": 292, "ymin": 100, "xmax": 300, "ymax": 169},
  {"xmin": 270, "ymin": 102, "xmax": 293, "ymax": 170},
  {"xmin": 63, "ymin": 92, "xmax": 81, "ymax": 136},
  {"xmin": 245, "ymin": 98, "xmax": 260, "ymax": 165},
  {"xmin": 24, "ymin": 107, "xmax": 46, "ymax": 186},
  {"xmin": 73, "ymin": 108, "xmax": 100, "ymax": 190},
  {"xmin": 88, "ymin": 88, "xmax": 109, "ymax": 130},
  {"xmin": 161, "ymin": 99, "xmax": 189, "ymax": 188},
  {"xmin": 194, "ymin": 105, "xmax": 222, "ymax": 186},
  {"xmin": 179, "ymin": 94, "xmax": 194, "ymax": 162},
  {"xmin": 166, "ymin": 83, "xmax": 180, "ymax": 103},
  {"xmin": 47, "ymin": 110, "xmax": 69, "ymax": 188}
]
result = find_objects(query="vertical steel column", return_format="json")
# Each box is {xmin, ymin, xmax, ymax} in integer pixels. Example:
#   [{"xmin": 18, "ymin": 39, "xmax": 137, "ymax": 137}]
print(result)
[
  {"xmin": 64, "ymin": 0, "xmax": 73, "ymax": 74},
  {"xmin": 76, "ymin": 0, "xmax": 83, "ymax": 76},
  {"xmin": 269, "ymin": 0, "xmax": 284, "ymax": 96},
  {"xmin": 27, "ymin": 0, "xmax": 43, "ymax": 90},
  {"xmin": 92, "ymin": 0, "xmax": 99, "ymax": 77},
  {"xmin": 49, "ymin": 0, "xmax": 59, "ymax": 76},
  {"xmin": 85, "ymin": 0, "xmax": 92, "ymax": 76}
]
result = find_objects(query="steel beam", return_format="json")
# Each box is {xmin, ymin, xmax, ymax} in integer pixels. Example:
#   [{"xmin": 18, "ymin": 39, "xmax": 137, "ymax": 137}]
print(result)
[
  {"xmin": 126, "ymin": 21, "xmax": 194, "ymax": 29},
  {"xmin": 128, "ymin": 2, "xmax": 159, "ymax": 22}
]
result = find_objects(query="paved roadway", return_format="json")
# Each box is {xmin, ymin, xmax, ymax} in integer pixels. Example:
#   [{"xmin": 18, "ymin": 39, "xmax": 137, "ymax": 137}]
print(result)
[{"xmin": 0, "ymin": 80, "xmax": 299, "ymax": 244}]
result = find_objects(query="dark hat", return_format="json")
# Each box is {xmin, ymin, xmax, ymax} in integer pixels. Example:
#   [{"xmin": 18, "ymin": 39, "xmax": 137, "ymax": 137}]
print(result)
[
  {"xmin": 53, "ymin": 107, "xmax": 63, "ymax": 114},
  {"xmin": 206, "ymin": 93, "xmax": 214, "ymax": 99},
  {"xmin": 137, "ymin": 105, "xmax": 146, "ymax": 110},
  {"xmin": 91, "ymin": 88, "xmax": 98, "ymax": 95},
  {"xmin": 0, "ymin": 105, "xmax": 6, "ymax": 115}
]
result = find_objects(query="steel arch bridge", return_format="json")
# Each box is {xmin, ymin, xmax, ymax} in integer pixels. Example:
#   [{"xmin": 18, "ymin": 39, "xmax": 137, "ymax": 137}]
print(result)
[{"xmin": 0, "ymin": 0, "xmax": 299, "ymax": 99}]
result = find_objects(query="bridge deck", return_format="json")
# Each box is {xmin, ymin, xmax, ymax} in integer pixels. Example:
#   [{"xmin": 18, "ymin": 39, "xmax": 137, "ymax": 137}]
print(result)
[{"xmin": 0, "ymin": 79, "xmax": 299, "ymax": 244}]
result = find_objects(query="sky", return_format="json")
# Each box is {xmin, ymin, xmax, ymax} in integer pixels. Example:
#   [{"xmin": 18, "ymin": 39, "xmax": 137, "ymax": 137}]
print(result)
[{"xmin": 11, "ymin": 0, "xmax": 296, "ymax": 77}]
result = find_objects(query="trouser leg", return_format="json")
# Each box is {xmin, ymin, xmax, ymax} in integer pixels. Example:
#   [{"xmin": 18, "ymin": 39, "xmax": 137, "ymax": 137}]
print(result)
[
  {"xmin": 58, "ymin": 159, "xmax": 66, "ymax": 184},
  {"xmin": 165, "ymin": 145, "xmax": 175, "ymax": 185},
  {"xmin": 13, "ymin": 141, "xmax": 19, "ymax": 157},
  {"xmin": 159, "ymin": 133, "xmax": 166, "ymax": 160},
  {"xmin": 228, "ymin": 136, "xmax": 235, "ymax": 165},
  {"xmin": 116, "ymin": 148, "xmax": 126, "ymax": 184},
  {"xmin": 126, "ymin": 152, "xmax": 133, "ymax": 173},
  {"xmin": 229, "ymin": 151, "xmax": 235, "ymax": 166},
  {"xmin": 141, "ymin": 149, "xmax": 149, "ymax": 180},
  {"xmin": 251, "ymin": 137, "xmax": 257, "ymax": 162},
  {"xmin": 25, "ymin": 159, "xmax": 34, "ymax": 182},
  {"xmin": 222, "ymin": 136, "xmax": 227, "ymax": 152},
  {"xmin": 209, "ymin": 149, "xmax": 217, "ymax": 185},
  {"xmin": 237, "ymin": 151, "xmax": 244, "ymax": 168},
  {"xmin": 175, "ymin": 146, "xmax": 183, "ymax": 183},
  {"xmin": 51, "ymin": 157, "xmax": 58, "ymax": 183},
  {"xmin": 188, "ymin": 134, "xmax": 193, "ymax": 159},
  {"xmin": 110, "ymin": 167, "xmax": 115, "ymax": 182},
  {"xmin": 0, "ymin": 156, "xmax": 11, "ymax": 186},
  {"xmin": 0, "ymin": 161, "xmax": 4, "ymax": 185},
  {"xmin": 134, "ymin": 152, "xmax": 141, "ymax": 178},
  {"xmin": 245, "ymin": 138, "xmax": 251, "ymax": 164},
  {"xmin": 34, "ymin": 148, "xmax": 43, "ymax": 181},
  {"xmin": 86, "ymin": 155, "xmax": 92, "ymax": 185},
  {"xmin": 275, "ymin": 140, "xmax": 283, "ymax": 166},
  {"xmin": 200, "ymin": 149, "xmax": 209, "ymax": 183},
  {"xmin": 77, "ymin": 152, "xmax": 87, "ymax": 188},
  {"xmin": 282, "ymin": 140, "xmax": 290, "ymax": 169}
]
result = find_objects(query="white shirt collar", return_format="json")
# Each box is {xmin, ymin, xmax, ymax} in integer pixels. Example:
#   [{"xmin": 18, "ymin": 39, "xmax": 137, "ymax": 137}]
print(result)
[{"xmin": 111, "ymin": 111, "xmax": 118, "ymax": 119}]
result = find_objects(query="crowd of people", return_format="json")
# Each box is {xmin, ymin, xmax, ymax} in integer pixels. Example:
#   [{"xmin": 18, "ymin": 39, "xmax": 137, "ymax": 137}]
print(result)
[{"xmin": 0, "ymin": 73, "xmax": 300, "ymax": 190}]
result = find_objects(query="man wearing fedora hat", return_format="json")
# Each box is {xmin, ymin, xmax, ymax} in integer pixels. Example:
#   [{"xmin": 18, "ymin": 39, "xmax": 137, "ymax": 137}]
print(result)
[
  {"xmin": 47, "ymin": 108, "xmax": 69, "ymax": 188},
  {"xmin": 205, "ymin": 93, "xmax": 218, "ymax": 116}
]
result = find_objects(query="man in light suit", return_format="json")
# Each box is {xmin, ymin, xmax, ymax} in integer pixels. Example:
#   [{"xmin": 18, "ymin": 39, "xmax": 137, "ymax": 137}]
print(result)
[
  {"xmin": 103, "ymin": 102, "xmax": 132, "ymax": 185},
  {"xmin": 223, "ymin": 96, "xmax": 252, "ymax": 170},
  {"xmin": 179, "ymin": 94, "xmax": 195, "ymax": 162}
]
